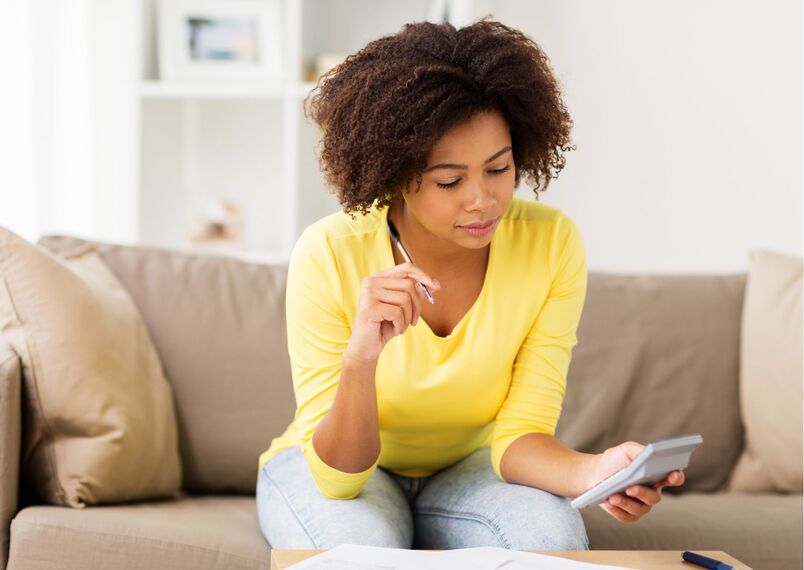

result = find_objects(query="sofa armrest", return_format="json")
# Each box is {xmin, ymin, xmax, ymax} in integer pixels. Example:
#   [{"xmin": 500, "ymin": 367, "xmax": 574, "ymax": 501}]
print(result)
[{"xmin": 0, "ymin": 337, "xmax": 21, "ymax": 570}]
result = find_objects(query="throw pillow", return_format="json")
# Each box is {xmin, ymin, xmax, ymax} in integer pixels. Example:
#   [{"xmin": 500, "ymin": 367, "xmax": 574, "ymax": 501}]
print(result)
[
  {"xmin": 0, "ymin": 227, "xmax": 182, "ymax": 507},
  {"xmin": 726, "ymin": 249, "xmax": 803, "ymax": 492},
  {"xmin": 37, "ymin": 233, "xmax": 295, "ymax": 495}
]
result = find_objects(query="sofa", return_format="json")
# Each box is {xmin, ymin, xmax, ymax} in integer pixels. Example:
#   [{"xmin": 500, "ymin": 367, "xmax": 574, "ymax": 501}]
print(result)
[{"xmin": 1, "ymin": 233, "xmax": 801, "ymax": 570}]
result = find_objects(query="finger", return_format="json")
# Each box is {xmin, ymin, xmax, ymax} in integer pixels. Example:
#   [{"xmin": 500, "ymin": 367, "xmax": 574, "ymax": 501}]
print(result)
[
  {"xmin": 374, "ymin": 306, "xmax": 398, "ymax": 339},
  {"xmin": 375, "ymin": 277, "xmax": 423, "ymax": 326},
  {"xmin": 654, "ymin": 470, "xmax": 684, "ymax": 490},
  {"xmin": 669, "ymin": 470, "xmax": 685, "ymax": 486},
  {"xmin": 622, "ymin": 441, "xmax": 646, "ymax": 459},
  {"xmin": 601, "ymin": 501, "xmax": 635, "ymax": 522},
  {"xmin": 599, "ymin": 501, "xmax": 638, "ymax": 523},
  {"xmin": 624, "ymin": 485, "xmax": 662, "ymax": 507},
  {"xmin": 374, "ymin": 289, "xmax": 412, "ymax": 330},
  {"xmin": 398, "ymin": 270, "xmax": 438, "ymax": 308},
  {"xmin": 608, "ymin": 493, "xmax": 650, "ymax": 516},
  {"xmin": 382, "ymin": 262, "xmax": 440, "ymax": 289},
  {"xmin": 374, "ymin": 301, "xmax": 406, "ymax": 336}
]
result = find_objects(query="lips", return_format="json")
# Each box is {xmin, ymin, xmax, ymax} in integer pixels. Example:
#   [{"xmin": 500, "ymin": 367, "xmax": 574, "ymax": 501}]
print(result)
[{"xmin": 459, "ymin": 218, "xmax": 497, "ymax": 229}]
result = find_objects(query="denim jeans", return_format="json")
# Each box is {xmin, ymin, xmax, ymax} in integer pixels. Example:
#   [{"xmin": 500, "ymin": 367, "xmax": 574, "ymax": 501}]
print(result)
[{"xmin": 255, "ymin": 445, "xmax": 590, "ymax": 551}]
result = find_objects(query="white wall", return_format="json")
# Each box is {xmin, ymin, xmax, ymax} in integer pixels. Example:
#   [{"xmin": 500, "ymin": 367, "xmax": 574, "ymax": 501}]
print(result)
[
  {"xmin": 3, "ymin": 0, "xmax": 800, "ymax": 273},
  {"xmin": 88, "ymin": 0, "xmax": 140, "ymax": 244},
  {"xmin": 494, "ymin": 0, "xmax": 802, "ymax": 273}
]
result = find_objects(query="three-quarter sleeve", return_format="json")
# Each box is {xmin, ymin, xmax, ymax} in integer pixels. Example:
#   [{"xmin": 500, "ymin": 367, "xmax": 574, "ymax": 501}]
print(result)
[
  {"xmin": 490, "ymin": 213, "xmax": 589, "ymax": 482},
  {"xmin": 285, "ymin": 229, "xmax": 379, "ymax": 499}
]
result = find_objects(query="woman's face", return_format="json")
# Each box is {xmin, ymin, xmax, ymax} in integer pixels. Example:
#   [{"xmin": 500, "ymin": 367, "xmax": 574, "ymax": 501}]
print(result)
[{"xmin": 399, "ymin": 109, "xmax": 516, "ymax": 253}]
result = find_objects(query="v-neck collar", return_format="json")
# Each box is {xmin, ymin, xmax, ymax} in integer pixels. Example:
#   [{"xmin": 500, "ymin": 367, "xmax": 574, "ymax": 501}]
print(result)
[{"xmin": 379, "ymin": 203, "xmax": 496, "ymax": 342}]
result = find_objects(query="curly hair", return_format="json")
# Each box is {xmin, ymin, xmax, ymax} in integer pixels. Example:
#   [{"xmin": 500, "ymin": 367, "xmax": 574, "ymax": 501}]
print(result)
[{"xmin": 303, "ymin": 16, "xmax": 576, "ymax": 219}]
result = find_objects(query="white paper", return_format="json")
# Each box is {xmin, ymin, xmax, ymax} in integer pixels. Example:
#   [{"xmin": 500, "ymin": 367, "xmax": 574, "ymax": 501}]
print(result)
[{"xmin": 286, "ymin": 544, "xmax": 640, "ymax": 570}]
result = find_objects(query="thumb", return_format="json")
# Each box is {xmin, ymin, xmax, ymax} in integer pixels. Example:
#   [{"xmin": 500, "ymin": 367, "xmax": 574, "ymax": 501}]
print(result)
[{"xmin": 620, "ymin": 441, "xmax": 645, "ymax": 460}]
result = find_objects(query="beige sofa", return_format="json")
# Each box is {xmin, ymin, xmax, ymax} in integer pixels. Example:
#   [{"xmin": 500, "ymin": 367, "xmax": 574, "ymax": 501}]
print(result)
[{"xmin": 1, "ymin": 234, "xmax": 801, "ymax": 570}]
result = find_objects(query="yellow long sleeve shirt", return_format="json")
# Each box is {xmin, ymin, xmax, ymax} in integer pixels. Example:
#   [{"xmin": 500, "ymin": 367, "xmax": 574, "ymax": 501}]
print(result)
[{"xmin": 257, "ymin": 196, "xmax": 588, "ymax": 500}]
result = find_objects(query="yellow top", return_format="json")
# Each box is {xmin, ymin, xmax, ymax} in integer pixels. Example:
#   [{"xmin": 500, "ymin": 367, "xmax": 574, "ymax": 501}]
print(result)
[{"xmin": 257, "ymin": 196, "xmax": 588, "ymax": 500}]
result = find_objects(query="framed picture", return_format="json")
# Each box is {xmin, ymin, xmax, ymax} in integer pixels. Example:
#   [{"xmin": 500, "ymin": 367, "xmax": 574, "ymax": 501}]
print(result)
[{"xmin": 158, "ymin": 0, "xmax": 283, "ymax": 82}]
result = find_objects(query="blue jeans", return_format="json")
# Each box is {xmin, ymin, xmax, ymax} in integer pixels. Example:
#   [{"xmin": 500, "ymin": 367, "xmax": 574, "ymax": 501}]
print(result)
[{"xmin": 255, "ymin": 445, "xmax": 590, "ymax": 551}]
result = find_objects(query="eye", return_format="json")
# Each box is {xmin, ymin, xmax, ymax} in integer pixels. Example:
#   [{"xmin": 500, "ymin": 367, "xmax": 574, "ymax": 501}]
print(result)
[
  {"xmin": 436, "ymin": 180, "xmax": 460, "ymax": 189},
  {"xmin": 435, "ymin": 165, "xmax": 511, "ymax": 189}
]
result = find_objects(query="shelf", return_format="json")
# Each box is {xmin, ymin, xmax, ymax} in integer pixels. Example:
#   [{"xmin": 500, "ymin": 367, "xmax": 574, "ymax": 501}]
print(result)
[
  {"xmin": 134, "ymin": 0, "xmax": 475, "ymax": 258},
  {"xmin": 139, "ymin": 80, "xmax": 318, "ymax": 100}
]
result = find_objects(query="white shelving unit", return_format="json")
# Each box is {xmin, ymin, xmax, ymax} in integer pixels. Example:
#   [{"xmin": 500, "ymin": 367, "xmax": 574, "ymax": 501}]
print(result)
[{"xmin": 135, "ymin": 0, "xmax": 491, "ymax": 263}]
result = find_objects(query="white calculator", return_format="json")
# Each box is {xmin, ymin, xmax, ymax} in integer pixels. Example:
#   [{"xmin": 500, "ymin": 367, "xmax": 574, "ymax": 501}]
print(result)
[{"xmin": 570, "ymin": 433, "xmax": 703, "ymax": 509}]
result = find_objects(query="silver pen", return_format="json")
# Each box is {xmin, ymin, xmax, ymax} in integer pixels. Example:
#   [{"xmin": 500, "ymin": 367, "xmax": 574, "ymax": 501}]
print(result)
[{"xmin": 386, "ymin": 219, "xmax": 435, "ymax": 304}]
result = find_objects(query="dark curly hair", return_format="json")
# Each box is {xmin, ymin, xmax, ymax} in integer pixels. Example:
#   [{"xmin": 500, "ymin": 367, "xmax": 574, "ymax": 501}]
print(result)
[{"xmin": 303, "ymin": 16, "xmax": 576, "ymax": 219}]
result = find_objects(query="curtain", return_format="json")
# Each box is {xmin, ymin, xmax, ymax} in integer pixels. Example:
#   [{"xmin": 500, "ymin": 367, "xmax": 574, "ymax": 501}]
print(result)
[
  {"xmin": 1, "ymin": 0, "xmax": 95, "ymax": 243},
  {"xmin": 1, "ymin": 0, "xmax": 137, "ymax": 245}
]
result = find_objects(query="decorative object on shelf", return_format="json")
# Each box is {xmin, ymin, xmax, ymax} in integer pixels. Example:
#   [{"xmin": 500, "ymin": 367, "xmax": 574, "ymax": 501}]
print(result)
[
  {"xmin": 158, "ymin": 0, "xmax": 283, "ymax": 83},
  {"xmin": 303, "ymin": 51, "xmax": 349, "ymax": 83},
  {"xmin": 187, "ymin": 199, "xmax": 243, "ymax": 251}
]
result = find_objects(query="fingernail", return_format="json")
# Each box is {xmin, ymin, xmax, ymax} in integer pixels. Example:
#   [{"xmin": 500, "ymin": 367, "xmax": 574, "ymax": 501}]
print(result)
[{"xmin": 610, "ymin": 496, "xmax": 620, "ymax": 505}]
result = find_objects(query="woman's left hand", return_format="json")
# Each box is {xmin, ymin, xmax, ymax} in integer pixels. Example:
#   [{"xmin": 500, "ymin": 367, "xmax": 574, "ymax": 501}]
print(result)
[{"xmin": 584, "ymin": 441, "xmax": 686, "ymax": 523}]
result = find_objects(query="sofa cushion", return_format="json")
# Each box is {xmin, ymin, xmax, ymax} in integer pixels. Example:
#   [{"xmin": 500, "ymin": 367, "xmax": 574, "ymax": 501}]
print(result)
[
  {"xmin": 8, "ymin": 492, "xmax": 801, "ymax": 570},
  {"xmin": 7, "ymin": 495, "xmax": 270, "ymax": 570},
  {"xmin": 0, "ymin": 228, "xmax": 182, "ymax": 508},
  {"xmin": 556, "ymin": 272, "xmax": 746, "ymax": 493},
  {"xmin": 581, "ymin": 492, "xmax": 803, "ymax": 570},
  {"xmin": 727, "ymin": 250, "xmax": 803, "ymax": 493},
  {"xmin": 37, "ymin": 235, "xmax": 296, "ymax": 495}
]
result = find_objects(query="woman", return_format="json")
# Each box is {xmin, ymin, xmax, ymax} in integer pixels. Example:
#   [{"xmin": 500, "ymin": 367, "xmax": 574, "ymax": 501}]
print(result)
[{"xmin": 256, "ymin": 17, "xmax": 685, "ymax": 551}]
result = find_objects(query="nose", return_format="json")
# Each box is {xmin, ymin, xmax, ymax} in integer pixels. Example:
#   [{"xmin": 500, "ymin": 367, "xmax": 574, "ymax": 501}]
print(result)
[{"xmin": 465, "ymin": 181, "xmax": 497, "ymax": 212}]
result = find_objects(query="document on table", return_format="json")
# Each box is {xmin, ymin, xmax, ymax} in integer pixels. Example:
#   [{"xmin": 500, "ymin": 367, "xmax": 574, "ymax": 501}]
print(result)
[{"xmin": 286, "ymin": 544, "xmax": 638, "ymax": 570}]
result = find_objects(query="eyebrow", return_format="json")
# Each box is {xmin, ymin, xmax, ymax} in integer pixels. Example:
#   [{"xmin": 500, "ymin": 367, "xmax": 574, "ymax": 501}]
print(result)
[{"xmin": 423, "ymin": 146, "xmax": 512, "ymax": 172}]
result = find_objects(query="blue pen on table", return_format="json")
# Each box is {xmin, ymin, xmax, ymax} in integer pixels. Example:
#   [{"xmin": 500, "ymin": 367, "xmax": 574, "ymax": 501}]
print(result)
[
  {"xmin": 682, "ymin": 551, "xmax": 735, "ymax": 570},
  {"xmin": 386, "ymin": 219, "xmax": 435, "ymax": 304}
]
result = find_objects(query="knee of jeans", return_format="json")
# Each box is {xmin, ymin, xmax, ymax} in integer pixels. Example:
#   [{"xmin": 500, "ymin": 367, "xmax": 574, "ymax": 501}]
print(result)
[
  {"xmin": 542, "ymin": 510, "xmax": 589, "ymax": 551},
  {"xmin": 301, "ymin": 504, "xmax": 412, "ymax": 550},
  {"xmin": 345, "ymin": 519, "xmax": 412, "ymax": 549},
  {"xmin": 257, "ymin": 466, "xmax": 413, "ymax": 550},
  {"xmin": 499, "ymin": 497, "xmax": 589, "ymax": 551},
  {"xmin": 510, "ymin": 506, "xmax": 589, "ymax": 550}
]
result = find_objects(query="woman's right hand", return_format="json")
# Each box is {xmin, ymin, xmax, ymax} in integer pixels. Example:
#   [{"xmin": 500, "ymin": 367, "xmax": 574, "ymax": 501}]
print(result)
[{"xmin": 344, "ymin": 262, "xmax": 441, "ymax": 364}]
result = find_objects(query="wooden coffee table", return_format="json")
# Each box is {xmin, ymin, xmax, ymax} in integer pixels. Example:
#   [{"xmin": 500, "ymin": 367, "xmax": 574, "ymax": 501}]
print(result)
[{"xmin": 271, "ymin": 549, "xmax": 752, "ymax": 569}]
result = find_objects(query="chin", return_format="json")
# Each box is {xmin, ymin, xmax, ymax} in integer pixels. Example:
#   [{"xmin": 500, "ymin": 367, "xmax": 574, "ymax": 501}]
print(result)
[{"xmin": 454, "ymin": 231, "xmax": 495, "ymax": 248}]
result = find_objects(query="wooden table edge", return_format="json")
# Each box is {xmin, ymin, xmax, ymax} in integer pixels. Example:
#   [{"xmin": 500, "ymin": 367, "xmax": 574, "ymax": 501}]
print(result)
[{"xmin": 271, "ymin": 548, "xmax": 752, "ymax": 569}]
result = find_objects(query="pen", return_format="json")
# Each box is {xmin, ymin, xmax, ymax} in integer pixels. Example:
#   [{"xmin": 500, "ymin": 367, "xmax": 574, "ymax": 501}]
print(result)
[
  {"xmin": 682, "ymin": 551, "xmax": 735, "ymax": 570},
  {"xmin": 386, "ymin": 219, "xmax": 435, "ymax": 304}
]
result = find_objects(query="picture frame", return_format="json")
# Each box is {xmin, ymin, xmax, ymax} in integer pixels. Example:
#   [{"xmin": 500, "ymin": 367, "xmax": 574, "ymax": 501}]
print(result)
[{"xmin": 157, "ymin": 0, "xmax": 283, "ymax": 83}]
